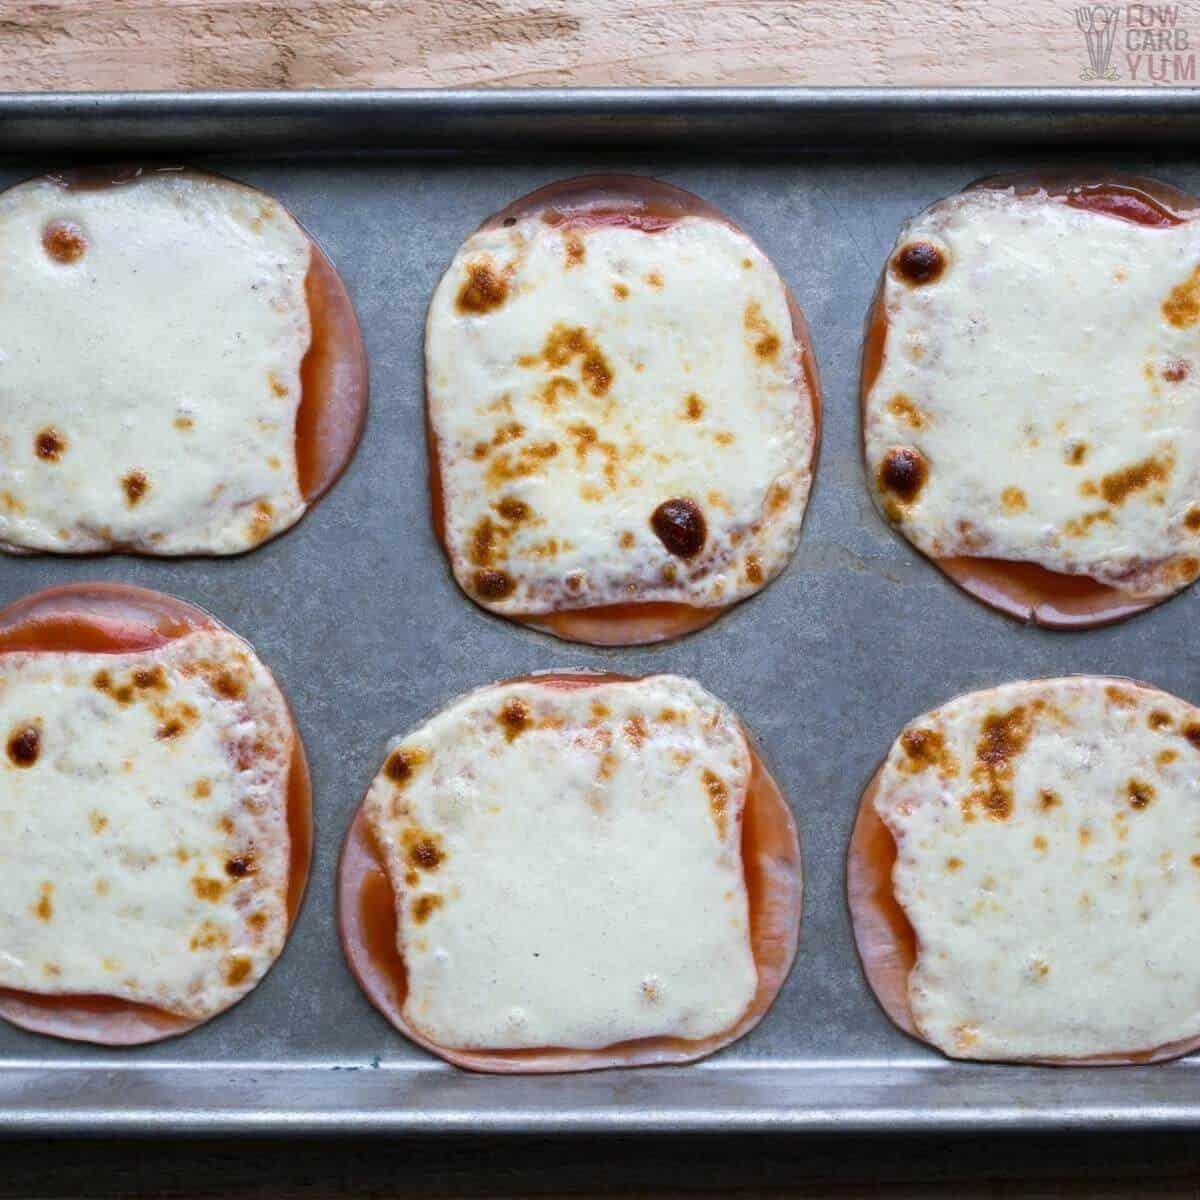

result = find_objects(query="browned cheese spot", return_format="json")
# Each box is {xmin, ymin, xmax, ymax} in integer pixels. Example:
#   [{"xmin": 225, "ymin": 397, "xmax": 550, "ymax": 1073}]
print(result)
[
  {"xmin": 526, "ymin": 325, "xmax": 613, "ymax": 397},
  {"xmin": 1106, "ymin": 686, "xmax": 1136, "ymax": 708},
  {"xmin": 1067, "ymin": 442, "xmax": 1089, "ymax": 466},
  {"xmin": 495, "ymin": 496, "xmax": 530, "ymax": 524},
  {"xmin": 133, "ymin": 665, "xmax": 166, "ymax": 691},
  {"xmin": 1063, "ymin": 510, "xmax": 1114, "ymax": 538},
  {"xmin": 225, "ymin": 853, "xmax": 257, "ymax": 879},
  {"xmin": 6, "ymin": 725, "xmax": 40, "ymax": 768},
  {"xmin": 385, "ymin": 746, "xmax": 426, "ymax": 785},
  {"xmin": 89, "ymin": 810, "xmax": 108, "ymax": 834},
  {"xmin": 1185, "ymin": 507, "xmax": 1200, "ymax": 532},
  {"xmin": 470, "ymin": 516, "xmax": 500, "ymax": 568},
  {"xmin": 644, "ymin": 271, "xmax": 664, "ymax": 289},
  {"xmin": 744, "ymin": 300, "xmax": 780, "ymax": 361},
  {"xmin": 1163, "ymin": 265, "xmax": 1200, "ymax": 327},
  {"xmin": 684, "ymin": 393, "xmax": 704, "ymax": 421},
  {"xmin": 946, "ymin": 857, "xmax": 963, "ymax": 871},
  {"xmin": 121, "ymin": 470, "xmax": 149, "ymax": 506},
  {"xmin": 1159, "ymin": 749, "xmax": 1179, "ymax": 767},
  {"xmin": 33, "ymin": 882, "xmax": 53, "ymax": 922},
  {"xmin": 248, "ymin": 500, "xmax": 274, "ymax": 544},
  {"xmin": 650, "ymin": 497, "xmax": 706, "ymax": 559},
  {"xmin": 456, "ymin": 259, "xmax": 508, "ymax": 314},
  {"xmin": 473, "ymin": 568, "xmax": 516, "ymax": 600},
  {"xmin": 745, "ymin": 554, "xmax": 764, "ymax": 585},
  {"xmin": 1039, "ymin": 789, "xmax": 1060, "ymax": 811},
  {"xmin": 878, "ymin": 446, "xmax": 929, "ymax": 509},
  {"xmin": 412, "ymin": 893, "xmax": 444, "ymax": 924},
  {"xmin": 702, "ymin": 769, "xmax": 729, "ymax": 840},
  {"xmin": 192, "ymin": 876, "xmax": 225, "ymax": 902},
  {"xmin": 1096, "ymin": 454, "xmax": 1172, "ymax": 505},
  {"xmin": 223, "ymin": 956, "xmax": 253, "ymax": 986},
  {"xmin": 42, "ymin": 220, "xmax": 87, "ymax": 264},
  {"xmin": 190, "ymin": 921, "xmax": 227, "ymax": 951},
  {"xmin": 1177, "ymin": 555, "xmax": 1200, "ymax": 582},
  {"xmin": 1192, "ymin": 854, "xmax": 1200, "ymax": 869},
  {"xmin": 498, "ymin": 696, "xmax": 531, "ymax": 742},
  {"xmin": 403, "ymin": 828, "xmax": 445, "ymax": 872},
  {"xmin": 1184, "ymin": 722, "xmax": 1200, "ymax": 750},
  {"xmin": 898, "ymin": 727, "xmax": 957, "ymax": 776},
  {"xmin": 155, "ymin": 703, "xmax": 197, "ymax": 741},
  {"xmin": 1001, "ymin": 487, "xmax": 1027, "ymax": 514},
  {"xmin": 175, "ymin": 415, "xmax": 194, "ymax": 431},
  {"xmin": 887, "ymin": 393, "xmax": 926, "ymax": 429},
  {"xmin": 34, "ymin": 428, "xmax": 66, "ymax": 462},
  {"xmin": 892, "ymin": 241, "xmax": 946, "ymax": 286},
  {"xmin": 484, "ymin": 440, "xmax": 560, "ymax": 487},
  {"xmin": 1150, "ymin": 709, "xmax": 1174, "ymax": 731},
  {"xmin": 612, "ymin": 282, "xmax": 629, "ymax": 300},
  {"xmin": 967, "ymin": 706, "xmax": 1033, "ymax": 821},
  {"xmin": 194, "ymin": 779, "xmax": 212, "ymax": 799},
  {"xmin": 1163, "ymin": 358, "xmax": 1191, "ymax": 382},
  {"xmin": 1033, "ymin": 835, "xmax": 1048, "ymax": 852},
  {"xmin": 269, "ymin": 373, "xmax": 288, "ymax": 399},
  {"xmin": 564, "ymin": 234, "xmax": 585, "ymax": 267},
  {"xmin": 624, "ymin": 715, "xmax": 648, "ymax": 748},
  {"xmin": 248, "ymin": 910, "xmax": 269, "ymax": 931},
  {"xmin": 617, "ymin": 530, "xmax": 635, "ymax": 550},
  {"xmin": 1128, "ymin": 778, "xmax": 1155, "ymax": 810}
]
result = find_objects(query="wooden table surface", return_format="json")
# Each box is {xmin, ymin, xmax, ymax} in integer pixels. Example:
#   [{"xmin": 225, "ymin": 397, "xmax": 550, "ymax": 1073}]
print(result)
[
  {"xmin": 0, "ymin": 0, "xmax": 1169, "ymax": 90},
  {"xmin": 2, "ymin": 1, "xmax": 1196, "ymax": 1194}
]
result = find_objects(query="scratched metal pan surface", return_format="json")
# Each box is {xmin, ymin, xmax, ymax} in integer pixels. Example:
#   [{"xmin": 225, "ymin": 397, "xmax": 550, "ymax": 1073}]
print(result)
[{"xmin": 2, "ymin": 90, "xmax": 1200, "ymax": 1138}]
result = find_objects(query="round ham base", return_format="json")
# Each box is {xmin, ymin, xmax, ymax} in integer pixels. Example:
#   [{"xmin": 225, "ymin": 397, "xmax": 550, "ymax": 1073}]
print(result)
[
  {"xmin": 428, "ymin": 174, "xmax": 822, "ymax": 647},
  {"xmin": 861, "ymin": 171, "xmax": 1200, "ymax": 630},
  {"xmin": 847, "ymin": 678, "xmax": 1200, "ymax": 1065},
  {"xmin": 337, "ymin": 670, "xmax": 803, "ymax": 1072},
  {"xmin": 2, "ymin": 166, "xmax": 367, "ymax": 556},
  {"xmin": 0, "ymin": 582, "xmax": 313, "ymax": 1046}
]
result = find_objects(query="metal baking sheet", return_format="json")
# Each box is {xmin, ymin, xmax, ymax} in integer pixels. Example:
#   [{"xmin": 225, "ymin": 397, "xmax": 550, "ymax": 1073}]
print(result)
[{"xmin": 3, "ymin": 89, "xmax": 1200, "ymax": 1139}]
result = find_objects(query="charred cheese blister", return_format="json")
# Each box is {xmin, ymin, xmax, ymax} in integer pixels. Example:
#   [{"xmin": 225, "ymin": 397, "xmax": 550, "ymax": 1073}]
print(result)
[
  {"xmin": 0, "ymin": 170, "xmax": 314, "ymax": 555},
  {"xmin": 0, "ymin": 630, "xmax": 293, "ymax": 1019},
  {"xmin": 873, "ymin": 677, "xmax": 1200, "ymax": 1061},
  {"xmin": 363, "ymin": 675, "xmax": 758, "ymax": 1051},
  {"xmin": 865, "ymin": 183, "xmax": 1200, "ymax": 601},
  {"xmin": 426, "ymin": 201, "xmax": 815, "ymax": 624}
]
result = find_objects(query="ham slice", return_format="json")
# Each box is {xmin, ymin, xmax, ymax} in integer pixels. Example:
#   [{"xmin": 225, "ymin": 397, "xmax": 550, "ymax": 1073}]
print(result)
[
  {"xmin": 0, "ymin": 582, "xmax": 311, "ymax": 1045},
  {"xmin": 426, "ymin": 175, "xmax": 821, "ymax": 646},
  {"xmin": 337, "ymin": 671, "xmax": 802, "ymax": 1072},
  {"xmin": 861, "ymin": 171, "xmax": 1200, "ymax": 629}
]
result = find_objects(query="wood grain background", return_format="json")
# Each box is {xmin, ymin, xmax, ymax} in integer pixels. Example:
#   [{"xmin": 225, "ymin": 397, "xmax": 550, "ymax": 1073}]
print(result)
[{"xmin": 0, "ymin": 0, "xmax": 1151, "ymax": 90}]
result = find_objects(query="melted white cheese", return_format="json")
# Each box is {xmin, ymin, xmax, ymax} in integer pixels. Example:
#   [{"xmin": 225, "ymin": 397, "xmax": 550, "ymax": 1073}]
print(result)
[
  {"xmin": 426, "ymin": 214, "xmax": 814, "ymax": 614},
  {"xmin": 0, "ymin": 631, "xmax": 293, "ymax": 1018},
  {"xmin": 865, "ymin": 188, "xmax": 1200, "ymax": 598},
  {"xmin": 364, "ymin": 675, "xmax": 758, "ymax": 1050},
  {"xmin": 0, "ymin": 171, "xmax": 312, "ymax": 555},
  {"xmin": 875, "ymin": 676, "xmax": 1200, "ymax": 1060}
]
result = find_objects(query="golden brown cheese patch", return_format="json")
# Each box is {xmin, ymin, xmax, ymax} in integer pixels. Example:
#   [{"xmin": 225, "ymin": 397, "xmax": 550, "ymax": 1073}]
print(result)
[
  {"xmin": 743, "ymin": 301, "xmax": 780, "ymax": 362},
  {"xmin": 121, "ymin": 469, "xmax": 150, "ymax": 506},
  {"xmin": 34, "ymin": 428, "xmax": 66, "ymax": 462},
  {"xmin": 42, "ymin": 220, "xmax": 87, "ymax": 264},
  {"xmin": 966, "ymin": 705, "xmax": 1033, "ymax": 821},
  {"xmin": 1094, "ymin": 453, "xmax": 1172, "ymax": 505},
  {"xmin": 1163, "ymin": 265, "xmax": 1200, "ymax": 328},
  {"xmin": 456, "ymin": 259, "xmax": 509, "ymax": 315},
  {"xmin": 898, "ymin": 727, "xmax": 958, "ymax": 776}
]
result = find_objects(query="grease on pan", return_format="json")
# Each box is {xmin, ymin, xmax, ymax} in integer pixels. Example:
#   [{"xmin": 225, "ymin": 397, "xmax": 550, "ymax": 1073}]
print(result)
[
  {"xmin": 0, "ymin": 166, "xmax": 367, "ymax": 557},
  {"xmin": 862, "ymin": 171, "xmax": 1200, "ymax": 628},
  {"xmin": 0, "ymin": 583, "xmax": 311, "ymax": 1045},
  {"xmin": 426, "ymin": 175, "xmax": 821, "ymax": 646},
  {"xmin": 338, "ymin": 671, "xmax": 802, "ymax": 1072},
  {"xmin": 849, "ymin": 675, "xmax": 1200, "ymax": 1063}
]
